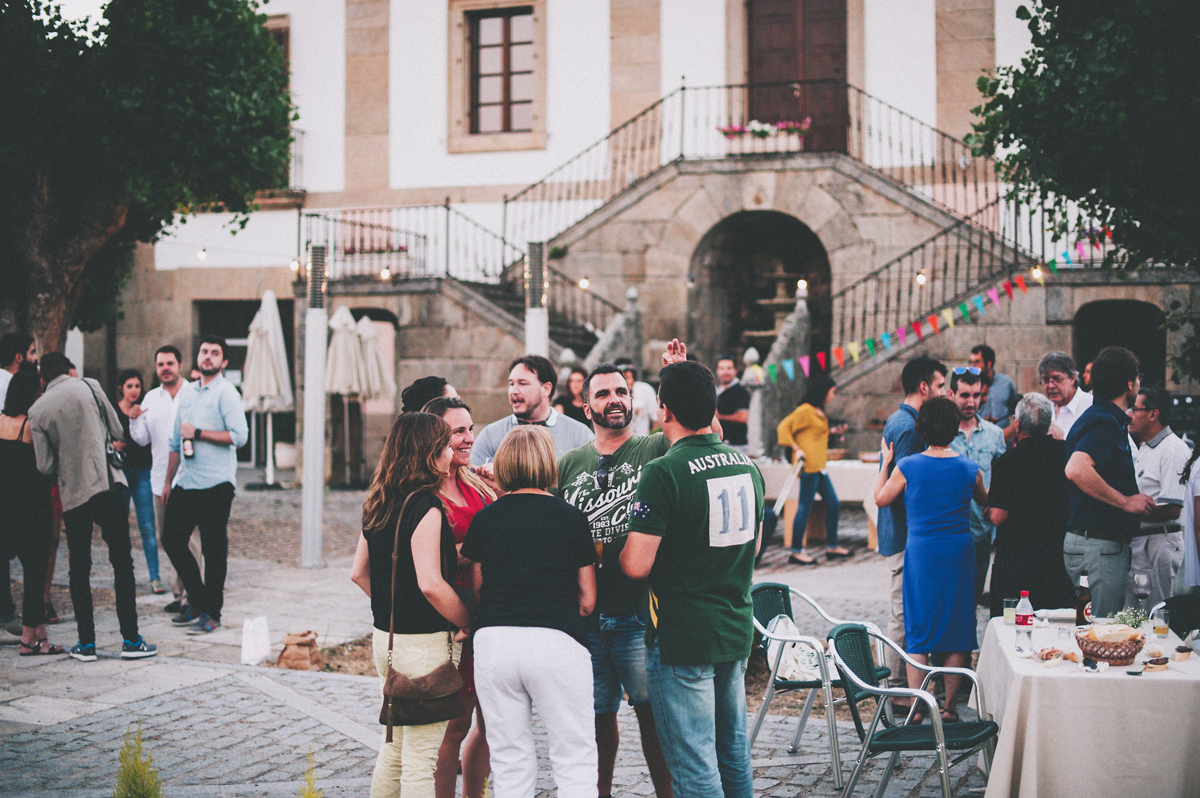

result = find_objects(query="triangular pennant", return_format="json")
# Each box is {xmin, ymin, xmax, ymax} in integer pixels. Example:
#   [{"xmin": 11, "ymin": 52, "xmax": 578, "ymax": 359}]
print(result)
[
  {"xmin": 972, "ymin": 295, "xmax": 986, "ymax": 315},
  {"xmin": 928, "ymin": 314, "xmax": 939, "ymax": 335},
  {"xmin": 833, "ymin": 347, "xmax": 844, "ymax": 369},
  {"xmin": 959, "ymin": 303, "xmax": 971, "ymax": 321},
  {"xmin": 798, "ymin": 355, "xmax": 811, "ymax": 377},
  {"xmin": 816, "ymin": 351, "xmax": 827, "ymax": 371},
  {"xmin": 781, "ymin": 359, "xmax": 795, "ymax": 380},
  {"xmin": 767, "ymin": 363, "xmax": 777, "ymax": 383},
  {"xmin": 865, "ymin": 338, "xmax": 876, "ymax": 357},
  {"xmin": 897, "ymin": 327, "xmax": 907, "ymax": 346},
  {"xmin": 1003, "ymin": 281, "xmax": 1014, "ymax": 300},
  {"xmin": 1076, "ymin": 241, "xmax": 1086, "ymax": 260},
  {"xmin": 881, "ymin": 333, "xmax": 892, "ymax": 353},
  {"xmin": 942, "ymin": 308, "xmax": 955, "ymax": 328},
  {"xmin": 1016, "ymin": 274, "xmax": 1027, "ymax": 294},
  {"xmin": 1047, "ymin": 259, "xmax": 1059, "ymax": 275},
  {"xmin": 848, "ymin": 341, "xmax": 860, "ymax": 363},
  {"xmin": 1061, "ymin": 250, "xmax": 1072, "ymax": 265},
  {"xmin": 912, "ymin": 320, "xmax": 923, "ymax": 341},
  {"xmin": 988, "ymin": 288, "xmax": 1001, "ymax": 307}
]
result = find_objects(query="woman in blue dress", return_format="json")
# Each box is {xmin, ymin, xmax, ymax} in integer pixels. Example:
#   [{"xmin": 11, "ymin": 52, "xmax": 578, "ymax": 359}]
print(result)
[{"xmin": 874, "ymin": 397, "xmax": 987, "ymax": 723}]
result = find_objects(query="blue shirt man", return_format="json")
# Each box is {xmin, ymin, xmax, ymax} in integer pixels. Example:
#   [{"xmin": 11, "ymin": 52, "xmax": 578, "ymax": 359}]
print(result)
[
  {"xmin": 161, "ymin": 337, "xmax": 249, "ymax": 635},
  {"xmin": 972, "ymin": 345, "xmax": 1019, "ymax": 428}
]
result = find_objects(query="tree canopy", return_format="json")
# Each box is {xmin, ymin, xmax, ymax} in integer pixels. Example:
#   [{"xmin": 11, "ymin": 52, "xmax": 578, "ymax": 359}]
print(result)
[
  {"xmin": 970, "ymin": 0, "xmax": 1200, "ymax": 272},
  {"xmin": 0, "ymin": 0, "xmax": 294, "ymax": 350}
]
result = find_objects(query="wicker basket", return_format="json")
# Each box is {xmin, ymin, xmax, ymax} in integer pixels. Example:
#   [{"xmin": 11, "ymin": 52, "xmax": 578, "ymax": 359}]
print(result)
[{"xmin": 1075, "ymin": 629, "xmax": 1146, "ymax": 666}]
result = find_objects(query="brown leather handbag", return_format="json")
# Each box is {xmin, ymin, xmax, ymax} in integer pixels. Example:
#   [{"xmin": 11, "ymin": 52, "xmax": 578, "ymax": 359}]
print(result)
[{"xmin": 378, "ymin": 492, "xmax": 467, "ymax": 742}]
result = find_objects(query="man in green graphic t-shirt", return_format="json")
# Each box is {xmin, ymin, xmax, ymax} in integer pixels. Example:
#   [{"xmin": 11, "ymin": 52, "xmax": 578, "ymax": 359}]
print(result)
[
  {"xmin": 621, "ymin": 360, "xmax": 764, "ymax": 798},
  {"xmin": 556, "ymin": 340, "xmax": 688, "ymax": 798}
]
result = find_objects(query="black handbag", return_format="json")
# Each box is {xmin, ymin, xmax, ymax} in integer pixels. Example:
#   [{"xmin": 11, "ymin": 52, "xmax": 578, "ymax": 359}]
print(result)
[
  {"xmin": 86, "ymin": 381, "xmax": 126, "ymax": 471},
  {"xmin": 378, "ymin": 492, "xmax": 467, "ymax": 742}
]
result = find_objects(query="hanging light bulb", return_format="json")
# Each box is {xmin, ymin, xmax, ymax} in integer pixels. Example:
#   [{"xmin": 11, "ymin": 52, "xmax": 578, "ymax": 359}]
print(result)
[
  {"xmin": 916, "ymin": 271, "xmax": 927, "ymax": 286},
  {"xmin": 380, "ymin": 267, "xmax": 391, "ymax": 280},
  {"xmin": 1032, "ymin": 266, "xmax": 1043, "ymax": 280},
  {"xmin": 578, "ymin": 277, "xmax": 590, "ymax": 290},
  {"xmin": 797, "ymin": 278, "xmax": 808, "ymax": 291},
  {"xmin": 289, "ymin": 259, "xmax": 300, "ymax": 272},
  {"xmin": 197, "ymin": 249, "xmax": 207, "ymax": 261}
]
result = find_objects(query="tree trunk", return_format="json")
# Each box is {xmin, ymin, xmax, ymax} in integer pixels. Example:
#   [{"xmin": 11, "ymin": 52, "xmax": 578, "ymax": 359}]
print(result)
[{"xmin": 11, "ymin": 167, "xmax": 127, "ymax": 353}]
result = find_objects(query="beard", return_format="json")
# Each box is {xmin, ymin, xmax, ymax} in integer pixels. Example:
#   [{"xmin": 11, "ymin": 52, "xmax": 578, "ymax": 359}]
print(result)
[
  {"xmin": 590, "ymin": 401, "xmax": 631, "ymax": 430},
  {"xmin": 199, "ymin": 363, "xmax": 222, "ymax": 377}
]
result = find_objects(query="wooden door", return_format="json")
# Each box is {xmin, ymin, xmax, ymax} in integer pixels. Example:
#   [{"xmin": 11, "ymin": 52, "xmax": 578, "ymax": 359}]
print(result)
[{"xmin": 748, "ymin": 0, "xmax": 847, "ymax": 152}]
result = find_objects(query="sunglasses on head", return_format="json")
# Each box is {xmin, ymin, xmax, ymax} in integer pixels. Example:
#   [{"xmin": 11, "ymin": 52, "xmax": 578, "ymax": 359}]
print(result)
[{"xmin": 953, "ymin": 367, "xmax": 982, "ymax": 376}]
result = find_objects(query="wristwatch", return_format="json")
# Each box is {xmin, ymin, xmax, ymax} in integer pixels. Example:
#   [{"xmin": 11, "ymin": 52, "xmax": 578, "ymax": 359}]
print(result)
[{"xmin": 192, "ymin": 429, "xmax": 203, "ymax": 440}]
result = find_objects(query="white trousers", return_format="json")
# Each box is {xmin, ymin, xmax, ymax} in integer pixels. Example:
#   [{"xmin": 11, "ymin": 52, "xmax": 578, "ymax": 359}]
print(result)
[
  {"xmin": 1127, "ymin": 531, "xmax": 1185, "ymax": 610},
  {"xmin": 474, "ymin": 626, "xmax": 597, "ymax": 798}
]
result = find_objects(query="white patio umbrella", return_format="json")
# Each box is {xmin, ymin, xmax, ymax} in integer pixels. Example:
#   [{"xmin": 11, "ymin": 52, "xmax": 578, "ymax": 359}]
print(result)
[
  {"xmin": 326, "ymin": 305, "xmax": 368, "ymax": 484},
  {"xmin": 357, "ymin": 315, "xmax": 397, "ymax": 401},
  {"xmin": 242, "ymin": 290, "xmax": 294, "ymax": 485}
]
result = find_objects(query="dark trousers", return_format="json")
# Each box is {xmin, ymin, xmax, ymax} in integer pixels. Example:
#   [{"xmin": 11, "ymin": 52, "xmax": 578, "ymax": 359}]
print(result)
[
  {"xmin": 63, "ymin": 487, "xmax": 140, "ymax": 646},
  {"xmin": 0, "ymin": 554, "xmax": 15, "ymax": 619},
  {"xmin": 162, "ymin": 483, "xmax": 234, "ymax": 622}
]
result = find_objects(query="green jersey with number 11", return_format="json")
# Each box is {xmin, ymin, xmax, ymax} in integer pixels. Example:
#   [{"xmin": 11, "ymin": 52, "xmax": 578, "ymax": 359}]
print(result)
[{"xmin": 628, "ymin": 433, "xmax": 764, "ymax": 665}]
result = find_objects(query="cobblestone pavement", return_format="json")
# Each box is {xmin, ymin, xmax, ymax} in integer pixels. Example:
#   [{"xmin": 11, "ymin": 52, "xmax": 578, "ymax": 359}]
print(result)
[{"xmin": 0, "ymin": 473, "xmax": 989, "ymax": 797}]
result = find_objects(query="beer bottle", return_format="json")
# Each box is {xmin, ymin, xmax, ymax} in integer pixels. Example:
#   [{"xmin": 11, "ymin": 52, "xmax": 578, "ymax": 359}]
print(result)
[{"xmin": 1075, "ymin": 572, "xmax": 1091, "ymax": 626}]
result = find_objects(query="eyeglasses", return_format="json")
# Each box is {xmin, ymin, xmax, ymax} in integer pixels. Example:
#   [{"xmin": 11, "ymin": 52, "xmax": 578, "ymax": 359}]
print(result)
[
  {"xmin": 595, "ymin": 455, "xmax": 612, "ymax": 490},
  {"xmin": 953, "ymin": 367, "xmax": 981, "ymax": 376},
  {"xmin": 1040, "ymin": 373, "xmax": 1071, "ymax": 386},
  {"xmin": 1129, "ymin": 406, "xmax": 1152, "ymax": 414}
]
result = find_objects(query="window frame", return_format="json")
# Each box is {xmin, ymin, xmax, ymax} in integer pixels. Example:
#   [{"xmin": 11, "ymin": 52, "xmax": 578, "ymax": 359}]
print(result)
[{"xmin": 447, "ymin": 0, "xmax": 547, "ymax": 153}]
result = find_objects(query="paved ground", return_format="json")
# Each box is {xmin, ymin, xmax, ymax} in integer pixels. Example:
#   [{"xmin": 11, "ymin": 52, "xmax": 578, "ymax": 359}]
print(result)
[{"xmin": 0, "ymin": 470, "xmax": 988, "ymax": 797}]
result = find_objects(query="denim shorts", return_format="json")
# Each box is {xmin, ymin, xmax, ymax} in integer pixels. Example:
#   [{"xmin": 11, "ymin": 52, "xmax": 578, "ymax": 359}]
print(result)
[{"xmin": 585, "ymin": 610, "xmax": 650, "ymax": 713}]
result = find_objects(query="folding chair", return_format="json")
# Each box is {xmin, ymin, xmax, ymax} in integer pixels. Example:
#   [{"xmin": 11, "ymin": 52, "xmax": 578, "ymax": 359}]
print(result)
[
  {"xmin": 827, "ymin": 623, "xmax": 999, "ymax": 798},
  {"xmin": 749, "ymin": 583, "xmax": 891, "ymax": 789}
]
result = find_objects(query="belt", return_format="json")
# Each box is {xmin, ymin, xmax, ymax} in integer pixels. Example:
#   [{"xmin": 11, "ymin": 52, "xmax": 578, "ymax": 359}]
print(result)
[
  {"xmin": 1133, "ymin": 524, "xmax": 1182, "ymax": 537},
  {"xmin": 1067, "ymin": 529, "xmax": 1125, "ymax": 544}
]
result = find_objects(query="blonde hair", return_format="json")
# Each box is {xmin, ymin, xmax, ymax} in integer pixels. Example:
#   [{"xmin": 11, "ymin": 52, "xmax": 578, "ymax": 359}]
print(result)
[
  {"xmin": 494, "ymin": 426, "xmax": 558, "ymax": 492},
  {"xmin": 362, "ymin": 413, "xmax": 451, "ymax": 531}
]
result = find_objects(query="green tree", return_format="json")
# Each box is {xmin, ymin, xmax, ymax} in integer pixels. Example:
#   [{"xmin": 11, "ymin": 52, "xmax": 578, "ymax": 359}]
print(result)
[
  {"xmin": 970, "ymin": 1, "xmax": 1200, "ymax": 272},
  {"xmin": 0, "ymin": 0, "xmax": 294, "ymax": 351},
  {"xmin": 113, "ymin": 723, "xmax": 162, "ymax": 798}
]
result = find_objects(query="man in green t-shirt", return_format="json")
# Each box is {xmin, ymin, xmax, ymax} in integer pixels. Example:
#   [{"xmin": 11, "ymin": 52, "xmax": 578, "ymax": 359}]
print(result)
[
  {"xmin": 557, "ymin": 342, "xmax": 687, "ymax": 798},
  {"xmin": 622, "ymin": 360, "xmax": 763, "ymax": 798}
]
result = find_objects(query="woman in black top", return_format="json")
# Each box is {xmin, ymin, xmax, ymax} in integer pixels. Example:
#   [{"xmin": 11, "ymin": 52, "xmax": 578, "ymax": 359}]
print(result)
[
  {"xmin": 115, "ymin": 370, "xmax": 163, "ymax": 593},
  {"xmin": 0, "ymin": 371, "xmax": 62, "ymax": 655},
  {"xmin": 553, "ymin": 367, "xmax": 592, "ymax": 429},
  {"xmin": 351, "ymin": 412, "xmax": 471, "ymax": 798},
  {"xmin": 461, "ymin": 425, "xmax": 597, "ymax": 797}
]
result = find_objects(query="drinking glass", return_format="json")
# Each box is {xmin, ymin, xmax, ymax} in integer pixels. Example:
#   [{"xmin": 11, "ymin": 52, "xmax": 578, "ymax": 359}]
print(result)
[
  {"xmin": 1131, "ymin": 572, "xmax": 1151, "ymax": 613},
  {"xmin": 1003, "ymin": 598, "xmax": 1018, "ymax": 625},
  {"xmin": 1153, "ymin": 609, "xmax": 1171, "ymax": 640}
]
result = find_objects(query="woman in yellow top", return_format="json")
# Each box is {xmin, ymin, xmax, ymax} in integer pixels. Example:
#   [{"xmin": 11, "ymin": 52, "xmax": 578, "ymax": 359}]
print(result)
[{"xmin": 776, "ymin": 374, "xmax": 852, "ymax": 565}]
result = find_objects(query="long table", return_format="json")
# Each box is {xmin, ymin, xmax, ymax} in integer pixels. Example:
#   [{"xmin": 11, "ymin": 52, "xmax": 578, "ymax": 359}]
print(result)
[
  {"xmin": 975, "ymin": 616, "xmax": 1200, "ymax": 797},
  {"xmin": 756, "ymin": 458, "xmax": 879, "ymax": 549}
]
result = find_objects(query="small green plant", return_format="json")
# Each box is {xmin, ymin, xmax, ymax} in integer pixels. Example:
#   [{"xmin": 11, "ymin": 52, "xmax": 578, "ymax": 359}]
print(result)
[
  {"xmin": 113, "ymin": 723, "xmax": 162, "ymax": 798},
  {"xmin": 1112, "ymin": 608, "xmax": 1148, "ymax": 629},
  {"xmin": 297, "ymin": 751, "xmax": 323, "ymax": 798},
  {"xmin": 547, "ymin": 245, "xmax": 568, "ymax": 260}
]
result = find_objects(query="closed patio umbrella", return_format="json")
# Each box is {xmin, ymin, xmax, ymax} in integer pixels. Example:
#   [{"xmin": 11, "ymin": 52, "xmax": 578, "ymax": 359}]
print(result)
[
  {"xmin": 357, "ymin": 315, "xmax": 397, "ymax": 401},
  {"xmin": 326, "ymin": 305, "xmax": 368, "ymax": 484},
  {"xmin": 242, "ymin": 290, "xmax": 294, "ymax": 485}
]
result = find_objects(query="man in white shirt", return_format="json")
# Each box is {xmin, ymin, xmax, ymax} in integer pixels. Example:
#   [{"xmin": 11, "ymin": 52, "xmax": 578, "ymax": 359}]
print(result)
[
  {"xmin": 1126, "ymin": 387, "xmax": 1191, "ymax": 609},
  {"xmin": 1039, "ymin": 351, "xmax": 1092, "ymax": 439},
  {"xmin": 129, "ymin": 345, "xmax": 198, "ymax": 613}
]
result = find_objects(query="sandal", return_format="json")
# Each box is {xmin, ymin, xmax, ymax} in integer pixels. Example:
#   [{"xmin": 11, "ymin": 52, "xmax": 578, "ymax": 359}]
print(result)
[
  {"xmin": 787, "ymin": 554, "xmax": 819, "ymax": 566},
  {"xmin": 940, "ymin": 708, "xmax": 961, "ymax": 724},
  {"xmin": 891, "ymin": 701, "xmax": 924, "ymax": 724},
  {"xmin": 44, "ymin": 602, "xmax": 60, "ymax": 625},
  {"xmin": 19, "ymin": 639, "xmax": 65, "ymax": 656}
]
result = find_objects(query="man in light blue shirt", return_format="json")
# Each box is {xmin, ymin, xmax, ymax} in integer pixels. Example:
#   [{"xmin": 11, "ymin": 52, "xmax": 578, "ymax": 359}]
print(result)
[
  {"xmin": 971, "ymin": 345, "xmax": 1019, "ymax": 429},
  {"xmin": 161, "ymin": 336, "xmax": 249, "ymax": 635},
  {"xmin": 949, "ymin": 368, "xmax": 1008, "ymax": 603}
]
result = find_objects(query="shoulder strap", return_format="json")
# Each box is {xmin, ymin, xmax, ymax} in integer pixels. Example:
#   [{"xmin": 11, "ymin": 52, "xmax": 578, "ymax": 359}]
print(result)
[
  {"xmin": 17, "ymin": 416, "xmax": 28, "ymax": 439},
  {"xmin": 386, "ymin": 491, "xmax": 418, "ymax": 661},
  {"xmin": 84, "ymin": 381, "xmax": 117, "ymax": 487}
]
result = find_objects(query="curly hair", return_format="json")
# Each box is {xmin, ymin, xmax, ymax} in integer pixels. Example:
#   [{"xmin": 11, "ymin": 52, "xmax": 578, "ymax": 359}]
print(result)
[{"xmin": 362, "ymin": 412, "xmax": 451, "ymax": 531}]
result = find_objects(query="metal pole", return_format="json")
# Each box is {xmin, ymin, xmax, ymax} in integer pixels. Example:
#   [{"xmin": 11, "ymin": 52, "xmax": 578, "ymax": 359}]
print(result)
[
  {"xmin": 524, "ymin": 241, "xmax": 549, "ymax": 356},
  {"xmin": 300, "ymin": 245, "xmax": 327, "ymax": 567},
  {"xmin": 265, "ymin": 411, "xmax": 275, "ymax": 485}
]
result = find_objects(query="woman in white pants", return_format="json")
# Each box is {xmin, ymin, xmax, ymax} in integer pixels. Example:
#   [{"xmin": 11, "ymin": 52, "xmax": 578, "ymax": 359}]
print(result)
[{"xmin": 461, "ymin": 426, "xmax": 598, "ymax": 798}]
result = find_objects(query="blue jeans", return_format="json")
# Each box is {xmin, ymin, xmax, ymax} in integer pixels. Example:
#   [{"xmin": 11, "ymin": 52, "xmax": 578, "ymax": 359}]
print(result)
[
  {"xmin": 124, "ymin": 465, "xmax": 160, "ymax": 582},
  {"xmin": 585, "ymin": 611, "xmax": 651, "ymax": 713},
  {"xmin": 791, "ymin": 471, "xmax": 840, "ymax": 551},
  {"xmin": 645, "ymin": 640, "xmax": 752, "ymax": 798}
]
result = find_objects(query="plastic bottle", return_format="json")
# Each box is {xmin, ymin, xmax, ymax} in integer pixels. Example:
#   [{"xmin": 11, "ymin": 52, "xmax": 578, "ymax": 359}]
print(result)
[{"xmin": 1015, "ymin": 590, "xmax": 1034, "ymax": 653}]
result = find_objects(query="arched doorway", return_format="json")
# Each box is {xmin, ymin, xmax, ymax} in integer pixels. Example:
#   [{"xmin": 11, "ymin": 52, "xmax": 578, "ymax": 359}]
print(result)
[
  {"xmin": 686, "ymin": 211, "xmax": 832, "ymax": 369},
  {"xmin": 1073, "ymin": 300, "xmax": 1166, "ymax": 387}
]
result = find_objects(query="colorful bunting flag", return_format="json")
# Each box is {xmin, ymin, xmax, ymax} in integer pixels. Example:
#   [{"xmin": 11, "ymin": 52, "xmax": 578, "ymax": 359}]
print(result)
[
  {"xmin": 912, "ymin": 320, "xmax": 923, "ymax": 341},
  {"xmin": 959, "ymin": 303, "xmax": 970, "ymax": 321},
  {"xmin": 881, "ymin": 333, "xmax": 892, "ymax": 353},
  {"xmin": 782, "ymin": 359, "xmax": 795, "ymax": 380},
  {"xmin": 942, "ymin": 308, "xmax": 955, "ymax": 328},
  {"xmin": 928, "ymin": 314, "xmax": 939, "ymax": 335},
  {"xmin": 833, "ymin": 347, "xmax": 844, "ymax": 369},
  {"xmin": 848, "ymin": 341, "xmax": 860, "ymax": 363},
  {"xmin": 1047, "ymin": 259, "xmax": 1059, "ymax": 275},
  {"xmin": 972, "ymin": 295, "xmax": 986, "ymax": 315},
  {"xmin": 1003, "ymin": 281, "xmax": 1014, "ymax": 300},
  {"xmin": 1016, "ymin": 274, "xmax": 1027, "ymax": 293},
  {"xmin": 799, "ymin": 355, "xmax": 810, "ymax": 377},
  {"xmin": 897, "ymin": 327, "xmax": 907, "ymax": 346},
  {"xmin": 988, "ymin": 288, "xmax": 1001, "ymax": 307},
  {"xmin": 865, "ymin": 338, "xmax": 876, "ymax": 357},
  {"xmin": 816, "ymin": 351, "xmax": 827, "ymax": 371},
  {"xmin": 1061, "ymin": 250, "xmax": 1072, "ymax": 266},
  {"xmin": 767, "ymin": 364, "xmax": 777, "ymax": 383}
]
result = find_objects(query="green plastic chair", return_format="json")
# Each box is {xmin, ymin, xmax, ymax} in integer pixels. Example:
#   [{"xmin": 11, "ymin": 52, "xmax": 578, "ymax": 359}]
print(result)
[
  {"xmin": 749, "ymin": 583, "xmax": 891, "ymax": 790},
  {"xmin": 827, "ymin": 623, "xmax": 999, "ymax": 798}
]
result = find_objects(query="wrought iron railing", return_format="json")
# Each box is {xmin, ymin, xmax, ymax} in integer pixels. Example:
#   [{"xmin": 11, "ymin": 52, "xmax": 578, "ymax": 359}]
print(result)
[
  {"xmin": 302, "ymin": 203, "xmax": 522, "ymax": 282},
  {"xmin": 545, "ymin": 266, "xmax": 622, "ymax": 336}
]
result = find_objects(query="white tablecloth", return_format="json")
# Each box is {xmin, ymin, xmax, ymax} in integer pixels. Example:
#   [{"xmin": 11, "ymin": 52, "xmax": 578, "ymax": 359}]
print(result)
[
  {"xmin": 756, "ymin": 459, "xmax": 878, "ymax": 525},
  {"xmin": 976, "ymin": 617, "xmax": 1200, "ymax": 797}
]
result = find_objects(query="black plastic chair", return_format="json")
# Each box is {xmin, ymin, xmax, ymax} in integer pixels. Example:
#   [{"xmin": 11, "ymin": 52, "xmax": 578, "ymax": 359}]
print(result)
[
  {"xmin": 827, "ymin": 623, "xmax": 998, "ymax": 798},
  {"xmin": 749, "ymin": 583, "xmax": 891, "ymax": 789}
]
